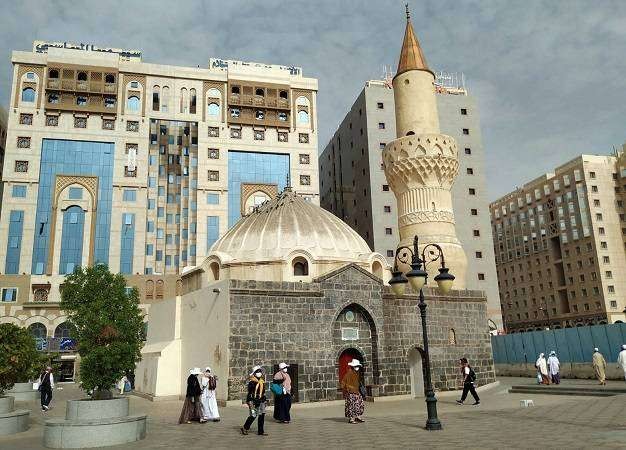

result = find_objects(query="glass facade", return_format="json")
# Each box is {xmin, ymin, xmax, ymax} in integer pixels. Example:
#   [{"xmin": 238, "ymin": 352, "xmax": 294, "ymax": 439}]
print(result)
[
  {"xmin": 207, "ymin": 216, "xmax": 219, "ymax": 252},
  {"xmin": 120, "ymin": 213, "xmax": 135, "ymax": 274},
  {"xmin": 5, "ymin": 210, "xmax": 24, "ymax": 274},
  {"xmin": 147, "ymin": 119, "xmax": 198, "ymax": 274},
  {"xmin": 32, "ymin": 139, "xmax": 114, "ymax": 274},
  {"xmin": 59, "ymin": 206, "xmax": 85, "ymax": 274},
  {"xmin": 227, "ymin": 151, "xmax": 290, "ymax": 226}
]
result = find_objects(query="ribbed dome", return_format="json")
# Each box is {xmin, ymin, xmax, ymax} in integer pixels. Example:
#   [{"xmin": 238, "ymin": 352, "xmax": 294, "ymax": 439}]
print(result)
[{"xmin": 210, "ymin": 188, "xmax": 373, "ymax": 263}]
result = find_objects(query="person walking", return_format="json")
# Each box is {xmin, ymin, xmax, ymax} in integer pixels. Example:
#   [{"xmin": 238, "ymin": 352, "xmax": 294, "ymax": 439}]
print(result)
[
  {"xmin": 38, "ymin": 366, "xmax": 54, "ymax": 412},
  {"xmin": 272, "ymin": 362, "xmax": 292, "ymax": 423},
  {"xmin": 241, "ymin": 365, "xmax": 268, "ymax": 436},
  {"xmin": 117, "ymin": 375, "xmax": 128, "ymax": 395},
  {"xmin": 547, "ymin": 351, "xmax": 561, "ymax": 384},
  {"xmin": 179, "ymin": 368, "xmax": 203, "ymax": 424},
  {"xmin": 592, "ymin": 348, "xmax": 607, "ymax": 385},
  {"xmin": 536, "ymin": 353, "xmax": 550, "ymax": 385},
  {"xmin": 617, "ymin": 344, "xmax": 626, "ymax": 382},
  {"xmin": 340, "ymin": 359, "xmax": 365, "ymax": 424},
  {"xmin": 456, "ymin": 358, "xmax": 480, "ymax": 405},
  {"xmin": 200, "ymin": 367, "xmax": 220, "ymax": 422}
]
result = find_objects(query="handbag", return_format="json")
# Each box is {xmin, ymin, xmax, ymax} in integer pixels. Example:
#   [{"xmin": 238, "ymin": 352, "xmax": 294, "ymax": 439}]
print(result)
[
  {"xmin": 270, "ymin": 382, "xmax": 283, "ymax": 396},
  {"xmin": 33, "ymin": 382, "xmax": 40, "ymax": 391}
]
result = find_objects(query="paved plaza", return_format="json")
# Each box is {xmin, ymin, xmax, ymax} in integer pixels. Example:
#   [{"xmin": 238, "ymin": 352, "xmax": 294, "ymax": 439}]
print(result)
[{"xmin": 1, "ymin": 377, "xmax": 625, "ymax": 449}]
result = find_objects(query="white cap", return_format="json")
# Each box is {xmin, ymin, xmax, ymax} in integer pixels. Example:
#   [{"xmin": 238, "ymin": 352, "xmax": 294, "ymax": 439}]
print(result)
[
  {"xmin": 347, "ymin": 359, "xmax": 362, "ymax": 367},
  {"xmin": 594, "ymin": 347, "xmax": 599, "ymax": 352},
  {"xmin": 622, "ymin": 344, "xmax": 626, "ymax": 350},
  {"xmin": 250, "ymin": 365, "xmax": 262, "ymax": 376},
  {"xmin": 204, "ymin": 367, "xmax": 212, "ymax": 373},
  {"xmin": 549, "ymin": 351, "xmax": 556, "ymax": 356},
  {"xmin": 278, "ymin": 362, "xmax": 289, "ymax": 370},
  {"xmin": 190, "ymin": 367, "xmax": 202, "ymax": 375}
]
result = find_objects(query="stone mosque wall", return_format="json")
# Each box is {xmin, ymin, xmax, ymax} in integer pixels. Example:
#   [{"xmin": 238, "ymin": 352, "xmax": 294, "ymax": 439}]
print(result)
[{"xmin": 226, "ymin": 264, "xmax": 495, "ymax": 402}]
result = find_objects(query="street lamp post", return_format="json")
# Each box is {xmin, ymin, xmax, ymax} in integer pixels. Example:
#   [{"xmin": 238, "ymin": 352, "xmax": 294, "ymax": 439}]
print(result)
[
  {"xmin": 539, "ymin": 302, "xmax": 550, "ymax": 330},
  {"xmin": 388, "ymin": 235, "xmax": 455, "ymax": 431}
]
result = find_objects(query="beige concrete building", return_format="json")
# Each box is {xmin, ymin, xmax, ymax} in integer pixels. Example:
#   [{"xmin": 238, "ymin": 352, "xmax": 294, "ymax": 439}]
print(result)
[
  {"xmin": 319, "ymin": 78, "xmax": 500, "ymax": 328},
  {"xmin": 0, "ymin": 41, "xmax": 318, "ymax": 379},
  {"xmin": 490, "ymin": 153, "xmax": 626, "ymax": 332}
]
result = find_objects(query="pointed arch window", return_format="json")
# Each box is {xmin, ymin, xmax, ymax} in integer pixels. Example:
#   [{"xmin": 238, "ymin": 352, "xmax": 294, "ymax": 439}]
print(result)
[
  {"xmin": 21, "ymin": 87, "xmax": 35, "ymax": 102},
  {"xmin": 180, "ymin": 88, "xmax": 188, "ymax": 113},
  {"xmin": 189, "ymin": 88, "xmax": 197, "ymax": 114},
  {"xmin": 161, "ymin": 86, "xmax": 169, "ymax": 112},
  {"xmin": 152, "ymin": 85, "xmax": 160, "ymax": 111}
]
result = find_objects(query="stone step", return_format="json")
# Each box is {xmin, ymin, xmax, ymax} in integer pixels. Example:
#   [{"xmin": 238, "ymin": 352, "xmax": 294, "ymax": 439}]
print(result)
[{"xmin": 509, "ymin": 385, "xmax": 626, "ymax": 397}]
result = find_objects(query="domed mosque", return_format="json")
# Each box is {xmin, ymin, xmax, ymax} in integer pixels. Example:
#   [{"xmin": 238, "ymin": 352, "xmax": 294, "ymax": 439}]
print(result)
[
  {"xmin": 135, "ymin": 8, "xmax": 495, "ymax": 405},
  {"xmin": 204, "ymin": 186, "xmax": 388, "ymax": 283}
]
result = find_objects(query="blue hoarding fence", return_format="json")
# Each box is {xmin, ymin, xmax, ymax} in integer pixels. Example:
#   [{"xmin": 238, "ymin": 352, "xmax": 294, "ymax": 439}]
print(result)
[{"xmin": 491, "ymin": 323, "xmax": 626, "ymax": 364}]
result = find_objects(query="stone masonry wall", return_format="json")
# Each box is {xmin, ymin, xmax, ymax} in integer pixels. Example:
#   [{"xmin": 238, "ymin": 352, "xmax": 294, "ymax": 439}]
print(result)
[{"xmin": 227, "ymin": 264, "xmax": 495, "ymax": 402}]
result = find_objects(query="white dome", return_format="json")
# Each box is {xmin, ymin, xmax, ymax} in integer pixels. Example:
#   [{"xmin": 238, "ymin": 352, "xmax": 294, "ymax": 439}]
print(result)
[{"xmin": 211, "ymin": 189, "xmax": 374, "ymax": 263}]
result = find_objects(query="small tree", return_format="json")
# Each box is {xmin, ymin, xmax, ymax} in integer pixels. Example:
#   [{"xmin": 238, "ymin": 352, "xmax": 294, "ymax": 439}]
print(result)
[
  {"xmin": 0, "ymin": 323, "xmax": 41, "ymax": 395},
  {"xmin": 61, "ymin": 265, "xmax": 144, "ymax": 399}
]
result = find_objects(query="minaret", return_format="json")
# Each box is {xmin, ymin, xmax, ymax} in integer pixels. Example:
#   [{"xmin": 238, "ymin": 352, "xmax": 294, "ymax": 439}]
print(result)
[{"xmin": 383, "ymin": 5, "xmax": 467, "ymax": 288}]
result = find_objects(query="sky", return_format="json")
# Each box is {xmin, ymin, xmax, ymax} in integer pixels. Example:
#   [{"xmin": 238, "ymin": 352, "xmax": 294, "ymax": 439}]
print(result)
[{"xmin": 2, "ymin": 0, "xmax": 626, "ymax": 200}]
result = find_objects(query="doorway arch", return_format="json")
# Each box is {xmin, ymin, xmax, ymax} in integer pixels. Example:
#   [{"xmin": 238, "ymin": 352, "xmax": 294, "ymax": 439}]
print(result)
[
  {"xmin": 407, "ymin": 347, "xmax": 425, "ymax": 398},
  {"xmin": 337, "ymin": 347, "xmax": 365, "ymax": 389}
]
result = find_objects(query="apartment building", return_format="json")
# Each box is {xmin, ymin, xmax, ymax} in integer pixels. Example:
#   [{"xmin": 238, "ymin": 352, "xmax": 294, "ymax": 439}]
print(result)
[
  {"xmin": 490, "ymin": 154, "xmax": 626, "ymax": 332},
  {"xmin": 319, "ymin": 74, "xmax": 501, "ymax": 329},
  {"xmin": 0, "ymin": 41, "xmax": 318, "ymax": 377}
]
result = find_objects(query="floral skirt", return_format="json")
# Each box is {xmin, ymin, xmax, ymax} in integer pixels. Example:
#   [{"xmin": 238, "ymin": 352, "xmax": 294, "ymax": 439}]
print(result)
[
  {"xmin": 178, "ymin": 396, "xmax": 203, "ymax": 424},
  {"xmin": 344, "ymin": 392, "xmax": 365, "ymax": 419}
]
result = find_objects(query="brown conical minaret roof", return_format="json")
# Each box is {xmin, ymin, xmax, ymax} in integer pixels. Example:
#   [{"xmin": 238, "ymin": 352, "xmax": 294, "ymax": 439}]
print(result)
[{"xmin": 395, "ymin": 4, "xmax": 433, "ymax": 78}]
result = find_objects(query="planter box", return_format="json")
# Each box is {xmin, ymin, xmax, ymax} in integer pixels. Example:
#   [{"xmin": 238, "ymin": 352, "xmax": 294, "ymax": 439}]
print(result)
[
  {"xmin": 43, "ymin": 397, "xmax": 146, "ymax": 448},
  {"xmin": 7, "ymin": 382, "xmax": 38, "ymax": 401},
  {"xmin": 0, "ymin": 396, "xmax": 29, "ymax": 435}
]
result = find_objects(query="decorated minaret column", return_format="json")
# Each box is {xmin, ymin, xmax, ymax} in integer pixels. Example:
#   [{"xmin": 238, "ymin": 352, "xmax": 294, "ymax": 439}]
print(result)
[{"xmin": 383, "ymin": 7, "xmax": 467, "ymax": 288}]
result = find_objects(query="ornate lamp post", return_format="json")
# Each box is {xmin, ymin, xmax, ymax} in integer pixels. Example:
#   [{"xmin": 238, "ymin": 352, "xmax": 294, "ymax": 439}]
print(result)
[{"xmin": 388, "ymin": 235, "xmax": 455, "ymax": 431}]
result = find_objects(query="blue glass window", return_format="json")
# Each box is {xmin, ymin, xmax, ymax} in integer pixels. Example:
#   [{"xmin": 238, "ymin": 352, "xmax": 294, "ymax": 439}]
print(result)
[
  {"xmin": 182, "ymin": 187, "xmax": 189, "ymax": 197},
  {"xmin": 166, "ymin": 234, "xmax": 173, "ymax": 244},
  {"xmin": 167, "ymin": 194, "xmax": 174, "ymax": 204},
  {"xmin": 165, "ymin": 255, "xmax": 171, "ymax": 266},
  {"xmin": 182, "ymin": 229, "xmax": 188, "ymax": 239},
  {"xmin": 5, "ymin": 211, "xmax": 24, "ymax": 274},
  {"xmin": 182, "ymin": 250, "xmax": 187, "ymax": 261},
  {"xmin": 148, "ymin": 177, "xmax": 156, "ymax": 188},
  {"xmin": 32, "ymin": 140, "xmax": 114, "ymax": 272},
  {"xmin": 147, "ymin": 220, "xmax": 155, "ymax": 232},
  {"xmin": 69, "ymin": 187, "xmax": 83, "ymax": 200},
  {"xmin": 148, "ymin": 199, "xmax": 155, "ymax": 210},
  {"xmin": 166, "ymin": 214, "xmax": 173, "ymax": 224},
  {"xmin": 59, "ymin": 206, "xmax": 85, "ymax": 274},
  {"xmin": 149, "ymin": 155, "xmax": 157, "ymax": 165},
  {"xmin": 190, "ymin": 222, "xmax": 197, "ymax": 234},
  {"xmin": 207, "ymin": 193, "xmax": 219, "ymax": 204},
  {"xmin": 145, "ymin": 267, "xmax": 153, "ymax": 275},
  {"xmin": 227, "ymin": 151, "xmax": 289, "ymax": 226},
  {"xmin": 146, "ymin": 244, "xmax": 153, "ymax": 255},
  {"xmin": 21, "ymin": 88, "xmax": 35, "ymax": 102},
  {"xmin": 157, "ymin": 207, "xmax": 164, "ymax": 218},
  {"xmin": 189, "ymin": 244, "xmax": 196, "ymax": 257},
  {"xmin": 191, "ymin": 157, "xmax": 198, "ymax": 167},
  {"xmin": 157, "ymin": 228, "xmax": 164, "ymax": 239},
  {"xmin": 175, "ymin": 214, "xmax": 180, "ymax": 224},
  {"xmin": 120, "ymin": 213, "xmax": 135, "ymax": 274},
  {"xmin": 156, "ymin": 250, "xmax": 163, "ymax": 261},
  {"xmin": 208, "ymin": 103, "xmax": 220, "ymax": 116},
  {"xmin": 123, "ymin": 189, "xmax": 137, "ymax": 202},
  {"xmin": 2, "ymin": 288, "xmax": 18, "ymax": 302},
  {"xmin": 12, "ymin": 185, "xmax": 26, "ymax": 198},
  {"xmin": 159, "ymin": 165, "xmax": 166, "ymax": 176},
  {"xmin": 207, "ymin": 216, "xmax": 219, "ymax": 251},
  {"xmin": 158, "ymin": 186, "xmax": 165, "ymax": 196},
  {"xmin": 191, "ymin": 201, "xmax": 197, "ymax": 211},
  {"xmin": 127, "ymin": 96, "xmax": 140, "ymax": 111},
  {"xmin": 298, "ymin": 110, "xmax": 310, "ymax": 124}
]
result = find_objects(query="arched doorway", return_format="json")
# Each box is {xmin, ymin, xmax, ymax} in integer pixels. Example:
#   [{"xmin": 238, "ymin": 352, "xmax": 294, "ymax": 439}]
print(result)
[
  {"xmin": 338, "ymin": 348, "xmax": 364, "ymax": 388},
  {"xmin": 407, "ymin": 347, "xmax": 425, "ymax": 398}
]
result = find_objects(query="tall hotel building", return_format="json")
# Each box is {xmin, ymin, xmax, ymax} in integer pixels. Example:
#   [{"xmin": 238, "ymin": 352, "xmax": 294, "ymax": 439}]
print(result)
[
  {"xmin": 0, "ymin": 42, "xmax": 318, "ymax": 366},
  {"xmin": 319, "ymin": 74, "xmax": 501, "ymax": 329},
  {"xmin": 490, "ymin": 153, "xmax": 626, "ymax": 332}
]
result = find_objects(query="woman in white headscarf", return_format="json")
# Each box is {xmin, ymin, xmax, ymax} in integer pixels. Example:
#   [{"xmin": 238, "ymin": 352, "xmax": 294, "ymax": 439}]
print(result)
[
  {"xmin": 200, "ymin": 367, "xmax": 220, "ymax": 422},
  {"xmin": 547, "ymin": 351, "xmax": 560, "ymax": 384},
  {"xmin": 535, "ymin": 353, "xmax": 550, "ymax": 385}
]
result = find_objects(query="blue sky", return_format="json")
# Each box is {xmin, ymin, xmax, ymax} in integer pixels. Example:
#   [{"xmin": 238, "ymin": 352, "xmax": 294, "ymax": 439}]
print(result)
[{"xmin": 2, "ymin": 0, "xmax": 626, "ymax": 199}]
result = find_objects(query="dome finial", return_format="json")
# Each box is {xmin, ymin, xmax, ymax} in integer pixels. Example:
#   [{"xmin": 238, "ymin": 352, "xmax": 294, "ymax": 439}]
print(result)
[
  {"xmin": 405, "ymin": 3, "xmax": 410, "ymax": 20},
  {"xmin": 284, "ymin": 172, "xmax": 292, "ymax": 192}
]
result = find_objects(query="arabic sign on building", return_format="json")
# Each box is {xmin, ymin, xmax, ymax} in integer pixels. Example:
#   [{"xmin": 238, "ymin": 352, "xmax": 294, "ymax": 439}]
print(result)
[
  {"xmin": 209, "ymin": 58, "xmax": 301, "ymax": 76},
  {"xmin": 33, "ymin": 41, "xmax": 141, "ymax": 61}
]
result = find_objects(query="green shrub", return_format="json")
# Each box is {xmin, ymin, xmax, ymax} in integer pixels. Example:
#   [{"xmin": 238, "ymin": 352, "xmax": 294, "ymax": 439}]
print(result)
[
  {"xmin": 0, "ymin": 323, "xmax": 41, "ymax": 395},
  {"xmin": 61, "ymin": 265, "xmax": 144, "ymax": 399}
]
